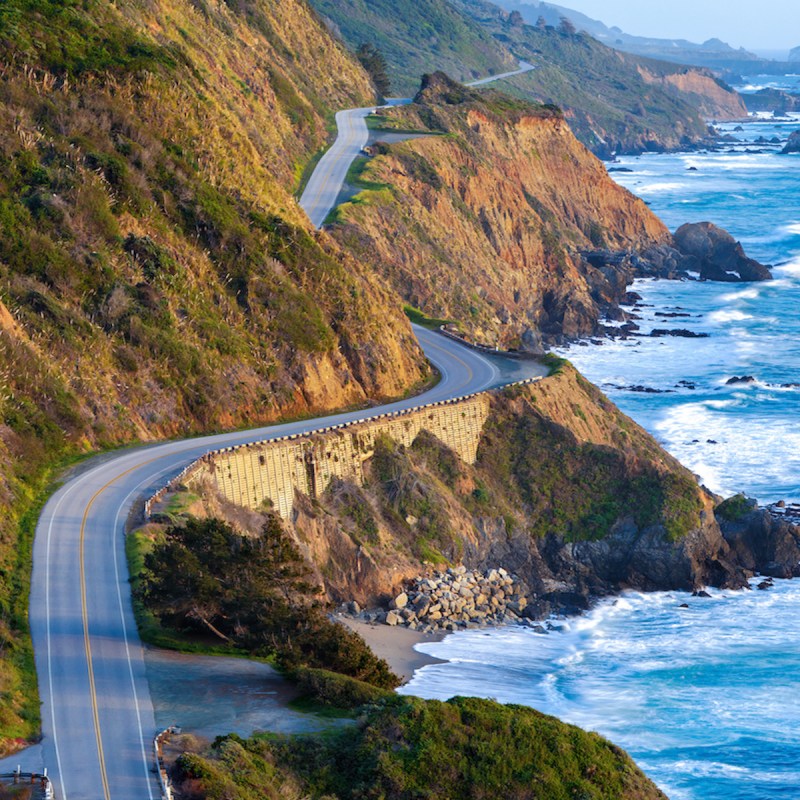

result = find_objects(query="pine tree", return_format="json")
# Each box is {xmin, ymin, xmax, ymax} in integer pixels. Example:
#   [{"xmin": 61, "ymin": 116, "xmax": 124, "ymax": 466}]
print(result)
[
  {"xmin": 558, "ymin": 16, "xmax": 577, "ymax": 36},
  {"xmin": 356, "ymin": 43, "xmax": 391, "ymax": 99}
]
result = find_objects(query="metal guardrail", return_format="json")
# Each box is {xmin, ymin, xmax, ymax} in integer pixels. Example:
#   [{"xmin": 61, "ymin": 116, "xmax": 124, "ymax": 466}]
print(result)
[
  {"xmin": 1, "ymin": 769, "xmax": 53, "ymax": 799},
  {"xmin": 154, "ymin": 727, "xmax": 178, "ymax": 800},
  {"xmin": 142, "ymin": 375, "xmax": 544, "ymax": 520},
  {"xmin": 437, "ymin": 326, "xmax": 543, "ymax": 361}
]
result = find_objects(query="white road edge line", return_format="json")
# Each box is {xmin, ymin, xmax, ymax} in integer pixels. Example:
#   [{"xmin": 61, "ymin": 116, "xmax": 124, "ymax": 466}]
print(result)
[
  {"xmin": 44, "ymin": 456, "xmax": 175, "ymax": 800},
  {"xmin": 111, "ymin": 465, "xmax": 181, "ymax": 800}
]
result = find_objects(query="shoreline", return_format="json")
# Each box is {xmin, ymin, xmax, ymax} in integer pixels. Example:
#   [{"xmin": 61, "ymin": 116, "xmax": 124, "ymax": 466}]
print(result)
[{"xmin": 340, "ymin": 616, "xmax": 449, "ymax": 683}]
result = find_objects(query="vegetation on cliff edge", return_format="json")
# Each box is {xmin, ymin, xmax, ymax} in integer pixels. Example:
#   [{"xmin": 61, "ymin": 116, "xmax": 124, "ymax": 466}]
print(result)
[
  {"xmin": 136, "ymin": 516, "xmax": 398, "ymax": 688},
  {"xmin": 171, "ymin": 695, "xmax": 668, "ymax": 800}
]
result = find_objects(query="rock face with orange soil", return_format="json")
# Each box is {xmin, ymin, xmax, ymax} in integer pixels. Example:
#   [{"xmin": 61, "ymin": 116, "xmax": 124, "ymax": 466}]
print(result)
[
  {"xmin": 331, "ymin": 73, "xmax": 768, "ymax": 350},
  {"xmin": 331, "ymin": 73, "xmax": 669, "ymax": 349}
]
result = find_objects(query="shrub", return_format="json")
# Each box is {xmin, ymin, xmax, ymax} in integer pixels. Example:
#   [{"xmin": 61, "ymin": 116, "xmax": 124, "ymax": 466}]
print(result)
[
  {"xmin": 137, "ymin": 516, "xmax": 398, "ymax": 688},
  {"xmin": 292, "ymin": 667, "xmax": 393, "ymax": 709}
]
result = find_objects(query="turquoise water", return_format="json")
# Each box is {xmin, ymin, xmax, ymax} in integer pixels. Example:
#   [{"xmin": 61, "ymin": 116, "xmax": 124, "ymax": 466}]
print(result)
[{"xmin": 405, "ymin": 110, "xmax": 800, "ymax": 798}]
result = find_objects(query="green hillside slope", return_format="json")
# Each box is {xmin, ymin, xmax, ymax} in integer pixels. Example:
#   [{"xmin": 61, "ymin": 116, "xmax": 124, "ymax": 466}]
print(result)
[
  {"xmin": 308, "ymin": 0, "xmax": 517, "ymax": 95},
  {"xmin": 452, "ymin": 0, "xmax": 745, "ymax": 155},
  {"xmin": 0, "ymin": 0, "xmax": 427, "ymax": 747}
]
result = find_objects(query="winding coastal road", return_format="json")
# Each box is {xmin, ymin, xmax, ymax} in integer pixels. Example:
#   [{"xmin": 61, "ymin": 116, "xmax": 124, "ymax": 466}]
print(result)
[
  {"xmin": 299, "ymin": 61, "xmax": 534, "ymax": 228},
  {"xmin": 5, "ymin": 59, "xmax": 541, "ymax": 800},
  {"xmin": 15, "ymin": 327, "xmax": 543, "ymax": 800}
]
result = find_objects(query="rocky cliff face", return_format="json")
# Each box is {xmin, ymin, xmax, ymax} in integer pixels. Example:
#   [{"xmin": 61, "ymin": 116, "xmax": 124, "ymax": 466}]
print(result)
[
  {"xmin": 191, "ymin": 364, "xmax": 753, "ymax": 615},
  {"xmin": 636, "ymin": 65, "xmax": 747, "ymax": 121},
  {"xmin": 332, "ymin": 74, "xmax": 671, "ymax": 350}
]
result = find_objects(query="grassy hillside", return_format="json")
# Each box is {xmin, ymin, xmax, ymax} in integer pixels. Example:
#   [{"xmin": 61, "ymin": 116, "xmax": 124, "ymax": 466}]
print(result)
[
  {"xmin": 172, "ymin": 694, "xmax": 668, "ymax": 799},
  {"xmin": 452, "ymin": 0, "xmax": 745, "ymax": 155},
  {"xmin": 308, "ymin": 0, "xmax": 517, "ymax": 96},
  {"xmin": 0, "ymin": 0, "xmax": 429, "ymax": 750}
]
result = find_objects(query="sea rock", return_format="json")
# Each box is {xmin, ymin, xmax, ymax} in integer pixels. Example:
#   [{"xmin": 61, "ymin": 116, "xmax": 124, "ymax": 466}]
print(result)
[
  {"xmin": 385, "ymin": 610, "xmax": 401, "ymax": 626},
  {"xmin": 650, "ymin": 329, "xmax": 709, "ymax": 338},
  {"xmin": 726, "ymin": 375, "xmax": 755, "ymax": 385},
  {"xmin": 781, "ymin": 130, "xmax": 800, "ymax": 154},
  {"xmin": 673, "ymin": 222, "xmax": 772, "ymax": 282}
]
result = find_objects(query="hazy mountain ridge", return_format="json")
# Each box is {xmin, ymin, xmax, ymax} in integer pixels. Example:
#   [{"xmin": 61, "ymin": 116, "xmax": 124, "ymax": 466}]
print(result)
[
  {"xmin": 309, "ymin": 0, "xmax": 518, "ymax": 96},
  {"xmin": 453, "ymin": 0, "xmax": 746, "ymax": 155},
  {"xmin": 498, "ymin": 0, "xmax": 798, "ymax": 79}
]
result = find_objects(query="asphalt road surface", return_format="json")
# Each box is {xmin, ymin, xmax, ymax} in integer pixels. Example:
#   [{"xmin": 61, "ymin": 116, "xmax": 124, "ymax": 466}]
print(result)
[
  {"xmin": 23, "ymin": 57, "xmax": 540, "ymax": 800},
  {"xmin": 299, "ymin": 61, "xmax": 535, "ymax": 229},
  {"xmin": 26, "ymin": 325, "xmax": 545, "ymax": 800}
]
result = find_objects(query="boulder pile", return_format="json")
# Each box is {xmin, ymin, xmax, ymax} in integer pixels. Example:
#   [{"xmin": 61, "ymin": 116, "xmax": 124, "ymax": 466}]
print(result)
[{"xmin": 381, "ymin": 566, "xmax": 530, "ymax": 631}]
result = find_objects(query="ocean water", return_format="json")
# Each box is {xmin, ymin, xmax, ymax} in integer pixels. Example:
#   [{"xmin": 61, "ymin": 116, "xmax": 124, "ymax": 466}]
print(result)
[
  {"xmin": 405, "ymin": 110, "xmax": 800, "ymax": 798},
  {"xmin": 402, "ymin": 581, "xmax": 800, "ymax": 800},
  {"xmin": 563, "ymin": 112, "xmax": 800, "ymax": 504}
]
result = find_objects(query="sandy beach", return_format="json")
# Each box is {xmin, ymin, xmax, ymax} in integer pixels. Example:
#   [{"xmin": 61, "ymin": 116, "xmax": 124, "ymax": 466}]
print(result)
[{"xmin": 340, "ymin": 616, "xmax": 448, "ymax": 682}]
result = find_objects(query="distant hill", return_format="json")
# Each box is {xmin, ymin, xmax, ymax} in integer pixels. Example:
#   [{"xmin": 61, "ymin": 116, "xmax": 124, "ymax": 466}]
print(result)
[
  {"xmin": 791, "ymin": 46, "xmax": 800, "ymax": 62},
  {"xmin": 309, "ymin": 0, "xmax": 517, "ymax": 96},
  {"xmin": 452, "ymin": 0, "xmax": 746, "ymax": 155},
  {"xmin": 495, "ymin": 0, "xmax": 774, "ymax": 73}
]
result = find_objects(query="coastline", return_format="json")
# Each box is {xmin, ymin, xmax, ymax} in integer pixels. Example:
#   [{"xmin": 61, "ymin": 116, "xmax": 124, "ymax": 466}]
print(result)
[{"xmin": 340, "ymin": 616, "xmax": 449, "ymax": 683}]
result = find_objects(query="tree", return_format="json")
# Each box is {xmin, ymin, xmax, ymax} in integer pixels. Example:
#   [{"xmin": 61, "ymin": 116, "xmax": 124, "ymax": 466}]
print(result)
[
  {"xmin": 508, "ymin": 10, "xmax": 524, "ymax": 27},
  {"xmin": 558, "ymin": 16, "xmax": 577, "ymax": 35},
  {"xmin": 138, "ymin": 515, "xmax": 399, "ymax": 687},
  {"xmin": 536, "ymin": 15, "xmax": 548, "ymax": 29},
  {"xmin": 356, "ymin": 43, "xmax": 391, "ymax": 99}
]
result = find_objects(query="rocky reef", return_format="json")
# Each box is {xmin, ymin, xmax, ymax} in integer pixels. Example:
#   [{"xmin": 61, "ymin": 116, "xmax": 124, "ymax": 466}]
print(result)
[{"xmin": 782, "ymin": 130, "xmax": 800, "ymax": 154}]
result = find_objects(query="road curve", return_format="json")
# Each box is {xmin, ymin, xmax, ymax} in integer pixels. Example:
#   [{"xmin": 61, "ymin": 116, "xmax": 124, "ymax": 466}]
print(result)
[
  {"xmin": 24, "ymin": 326, "xmax": 543, "ymax": 800},
  {"xmin": 298, "ymin": 61, "xmax": 535, "ymax": 229},
  {"xmin": 20, "ymin": 59, "xmax": 540, "ymax": 799}
]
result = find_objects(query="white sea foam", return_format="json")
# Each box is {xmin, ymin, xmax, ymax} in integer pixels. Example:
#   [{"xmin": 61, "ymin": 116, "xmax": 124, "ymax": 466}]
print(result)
[
  {"xmin": 637, "ymin": 182, "xmax": 688, "ymax": 194},
  {"xmin": 720, "ymin": 286, "xmax": 760, "ymax": 301},
  {"xmin": 707, "ymin": 309, "xmax": 753, "ymax": 323}
]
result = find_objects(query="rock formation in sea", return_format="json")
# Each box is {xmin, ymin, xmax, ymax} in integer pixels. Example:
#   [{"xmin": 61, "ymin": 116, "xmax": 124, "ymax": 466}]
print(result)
[{"xmin": 782, "ymin": 130, "xmax": 800, "ymax": 154}]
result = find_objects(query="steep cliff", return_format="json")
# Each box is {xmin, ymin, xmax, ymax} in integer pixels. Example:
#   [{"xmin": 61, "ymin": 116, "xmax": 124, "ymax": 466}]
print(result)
[
  {"xmin": 636, "ymin": 62, "xmax": 747, "ymax": 121},
  {"xmin": 0, "ymin": 0, "xmax": 427, "ymax": 745},
  {"xmin": 185, "ymin": 363, "xmax": 746, "ymax": 614},
  {"xmin": 332, "ymin": 74, "xmax": 670, "ymax": 349}
]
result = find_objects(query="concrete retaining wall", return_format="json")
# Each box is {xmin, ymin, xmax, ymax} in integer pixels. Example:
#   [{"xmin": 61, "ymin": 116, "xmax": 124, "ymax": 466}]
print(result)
[{"xmin": 152, "ymin": 378, "xmax": 541, "ymax": 520}]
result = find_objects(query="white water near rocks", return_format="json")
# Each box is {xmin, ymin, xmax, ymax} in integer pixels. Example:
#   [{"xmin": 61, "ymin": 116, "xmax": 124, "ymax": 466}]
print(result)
[{"xmin": 405, "ymin": 99, "xmax": 800, "ymax": 798}]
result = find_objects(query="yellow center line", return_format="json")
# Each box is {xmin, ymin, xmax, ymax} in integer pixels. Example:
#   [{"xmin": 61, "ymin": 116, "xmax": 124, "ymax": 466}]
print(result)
[
  {"xmin": 79, "ymin": 457, "xmax": 161, "ymax": 800},
  {"xmin": 73, "ymin": 332, "xmax": 476, "ymax": 799}
]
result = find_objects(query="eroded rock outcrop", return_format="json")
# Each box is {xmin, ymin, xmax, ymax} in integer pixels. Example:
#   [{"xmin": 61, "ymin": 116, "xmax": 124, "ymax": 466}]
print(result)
[
  {"xmin": 782, "ymin": 130, "xmax": 800, "ymax": 154},
  {"xmin": 333, "ymin": 73, "xmax": 671, "ymax": 348},
  {"xmin": 672, "ymin": 222, "xmax": 772, "ymax": 281},
  {"xmin": 332, "ymin": 74, "xmax": 768, "ymax": 350}
]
